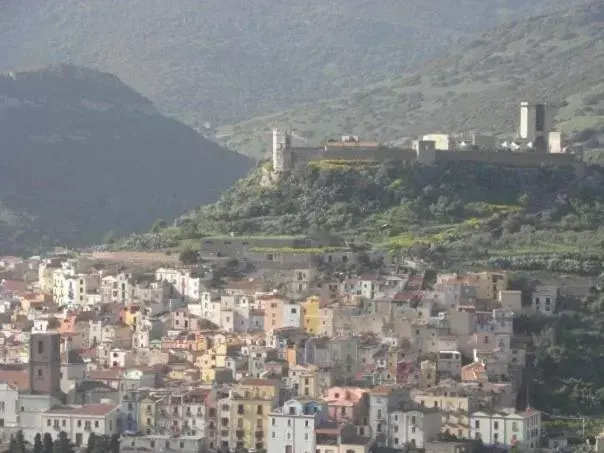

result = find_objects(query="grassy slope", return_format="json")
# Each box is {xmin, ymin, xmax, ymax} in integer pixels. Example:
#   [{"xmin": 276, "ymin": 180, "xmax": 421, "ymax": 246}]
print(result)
[
  {"xmin": 218, "ymin": 1, "xmax": 604, "ymax": 158},
  {"xmin": 131, "ymin": 160, "xmax": 604, "ymax": 273},
  {"xmin": 0, "ymin": 0, "xmax": 584, "ymax": 130}
]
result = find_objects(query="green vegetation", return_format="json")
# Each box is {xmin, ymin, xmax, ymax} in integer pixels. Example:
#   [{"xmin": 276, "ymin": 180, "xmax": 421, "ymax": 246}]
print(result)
[
  {"xmin": 0, "ymin": 65, "xmax": 251, "ymax": 254},
  {"xmin": 219, "ymin": 1, "xmax": 604, "ymax": 158},
  {"xmin": 0, "ymin": 0, "xmax": 576, "ymax": 130},
  {"xmin": 530, "ymin": 287, "xmax": 604, "ymax": 415},
  {"xmin": 129, "ymin": 159, "xmax": 604, "ymax": 274}
]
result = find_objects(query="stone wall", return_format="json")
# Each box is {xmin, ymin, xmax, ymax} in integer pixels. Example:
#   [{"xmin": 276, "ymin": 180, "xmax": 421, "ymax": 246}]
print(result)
[
  {"xmin": 433, "ymin": 149, "xmax": 578, "ymax": 167},
  {"xmin": 285, "ymin": 144, "xmax": 580, "ymax": 171}
]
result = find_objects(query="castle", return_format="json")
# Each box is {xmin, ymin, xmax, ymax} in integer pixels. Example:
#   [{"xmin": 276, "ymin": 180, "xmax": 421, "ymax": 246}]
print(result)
[{"xmin": 271, "ymin": 102, "xmax": 579, "ymax": 173}]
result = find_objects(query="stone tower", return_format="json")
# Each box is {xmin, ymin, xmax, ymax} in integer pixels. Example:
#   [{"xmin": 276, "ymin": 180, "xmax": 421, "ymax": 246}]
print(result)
[
  {"xmin": 29, "ymin": 332, "xmax": 61, "ymax": 397},
  {"xmin": 272, "ymin": 127, "xmax": 292, "ymax": 172},
  {"xmin": 519, "ymin": 101, "xmax": 550, "ymax": 152}
]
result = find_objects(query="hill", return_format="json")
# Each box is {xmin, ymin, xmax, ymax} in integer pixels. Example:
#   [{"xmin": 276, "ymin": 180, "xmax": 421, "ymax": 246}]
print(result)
[
  {"xmin": 126, "ymin": 159, "xmax": 604, "ymax": 275},
  {"xmin": 0, "ymin": 0, "xmax": 584, "ymax": 130},
  {"xmin": 218, "ymin": 1, "xmax": 604, "ymax": 158},
  {"xmin": 0, "ymin": 64, "xmax": 252, "ymax": 254}
]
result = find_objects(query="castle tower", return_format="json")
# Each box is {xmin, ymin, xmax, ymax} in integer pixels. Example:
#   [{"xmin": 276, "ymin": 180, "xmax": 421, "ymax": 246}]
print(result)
[
  {"xmin": 29, "ymin": 332, "xmax": 62, "ymax": 397},
  {"xmin": 519, "ymin": 101, "xmax": 550, "ymax": 152},
  {"xmin": 272, "ymin": 127, "xmax": 291, "ymax": 172}
]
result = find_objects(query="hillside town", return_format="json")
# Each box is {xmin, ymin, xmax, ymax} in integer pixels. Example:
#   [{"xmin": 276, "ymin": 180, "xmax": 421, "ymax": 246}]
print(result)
[{"xmin": 0, "ymin": 243, "xmax": 583, "ymax": 453}]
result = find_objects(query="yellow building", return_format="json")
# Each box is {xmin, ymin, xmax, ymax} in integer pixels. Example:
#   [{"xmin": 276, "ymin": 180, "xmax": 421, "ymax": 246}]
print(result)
[
  {"xmin": 301, "ymin": 296, "xmax": 321, "ymax": 334},
  {"xmin": 139, "ymin": 397, "xmax": 159, "ymax": 434},
  {"xmin": 289, "ymin": 364, "xmax": 320, "ymax": 398},
  {"xmin": 467, "ymin": 272, "xmax": 509, "ymax": 300},
  {"xmin": 229, "ymin": 378, "xmax": 279, "ymax": 451},
  {"xmin": 197, "ymin": 341, "xmax": 228, "ymax": 383}
]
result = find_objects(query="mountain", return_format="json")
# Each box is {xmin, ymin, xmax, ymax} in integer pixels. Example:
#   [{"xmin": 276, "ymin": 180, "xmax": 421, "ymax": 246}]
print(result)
[
  {"xmin": 0, "ymin": 64, "xmax": 252, "ymax": 254},
  {"xmin": 126, "ymin": 159, "xmax": 604, "ymax": 275},
  {"xmin": 218, "ymin": 1, "xmax": 604, "ymax": 158},
  {"xmin": 0, "ymin": 0, "xmax": 585, "ymax": 129}
]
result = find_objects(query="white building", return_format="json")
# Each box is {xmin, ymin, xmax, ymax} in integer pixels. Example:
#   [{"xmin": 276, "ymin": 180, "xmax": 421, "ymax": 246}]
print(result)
[
  {"xmin": 531, "ymin": 284, "xmax": 559, "ymax": 315},
  {"xmin": 268, "ymin": 400, "xmax": 323, "ymax": 453},
  {"xmin": 283, "ymin": 303, "xmax": 302, "ymax": 328},
  {"xmin": 0, "ymin": 383, "xmax": 20, "ymax": 441},
  {"xmin": 42, "ymin": 403, "xmax": 120, "ymax": 446},
  {"xmin": 388, "ymin": 407, "xmax": 441, "ymax": 449},
  {"xmin": 470, "ymin": 408, "xmax": 542, "ymax": 451}
]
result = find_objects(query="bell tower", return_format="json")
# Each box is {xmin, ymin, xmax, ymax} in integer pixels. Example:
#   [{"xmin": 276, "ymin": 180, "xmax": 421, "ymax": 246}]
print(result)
[{"xmin": 29, "ymin": 332, "xmax": 62, "ymax": 397}]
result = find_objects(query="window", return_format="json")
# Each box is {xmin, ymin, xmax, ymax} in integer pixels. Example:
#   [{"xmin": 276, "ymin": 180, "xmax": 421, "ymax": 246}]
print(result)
[
  {"xmin": 512, "ymin": 422, "xmax": 518, "ymax": 432},
  {"xmin": 494, "ymin": 433, "xmax": 499, "ymax": 442},
  {"xmin": 47, "ymin": 420, "xmax": 51, "ymax": 427},
  {"xmin": 272, "ymin": 432, "xmax": 275, "ymax": 439},
  {"xmin": 305, "ymin": 421, "xmax": 309, "ymax": 427},
  {"xmin": 272, "ymin": 418, "xmax": 276, "ymax": 426},
  {"xmin": 37, "ymin": 369, "xmax": 43, "ymax": 377},
  {"xmin": 494, "ymin": 422, "xmax": 499, "ymax": 430},
  {"xmin": 38, "ymin": 341, "xmax": 44, "ymax": 354},
  {"xmin": 411, "ymin": 427, "xmax": 416, "ymax": 434},
  {"xmin": 475, "ymin": 420, "xmax": 480, "ymax": 428},
  {"xmin": 77, "ymin": 420, "xmax": 82, "ymax": 427},
  {"xmin": 62, "ymin": 420, "xmax": 66, "ymax": 427},
  {"xmin": 257, "ymin": 405, "xmax": 263, "ymax": 415},
  {"xmin": 95, "ymin": 421, "xmax": 99, "ymax": 428},
  {"xmin": 411, "ymin": 416, "xmax": 416, "ymax": 425},
  {"xmin": 150, "ymin": 441, "xmax": 155, "ymax": 448}
]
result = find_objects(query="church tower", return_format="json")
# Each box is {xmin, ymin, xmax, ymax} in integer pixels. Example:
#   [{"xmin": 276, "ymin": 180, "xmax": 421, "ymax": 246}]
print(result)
[
  {"xmin": 29, "ymin": 332, "xmax": 62, "ymax": 397},
  {"xmin": 272, "ymin": 127, "xmax": 292, "ymax": 172}
]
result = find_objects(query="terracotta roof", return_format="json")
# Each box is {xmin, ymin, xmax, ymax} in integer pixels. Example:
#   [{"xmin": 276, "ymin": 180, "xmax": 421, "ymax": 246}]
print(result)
[
  {"xmin": 1, "ymin": 280, "xmax": 28, "ymax": 294},
  {"xmin": 240, "ymin": 378, "xmax": 279, "ymax": 387},
  {"xmin": 45, "ymin": 403, "xmax": 118, "ymax": 416},
  {"xmin": 0, "ymin": 370, "xmax": 29, "ymax": 391},
  {"xmin": 461, "ymin": 361, "xmax": 488, "ymax": 382},
  {"xmin": 87, "ymin": 369, "xmax": 123, "ymax": 380}
]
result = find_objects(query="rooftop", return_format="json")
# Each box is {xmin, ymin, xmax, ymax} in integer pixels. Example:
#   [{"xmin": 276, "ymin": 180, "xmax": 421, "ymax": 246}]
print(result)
[{"xmin": 45, "ymin": 403, "xmax": 118, "ymax": 417}]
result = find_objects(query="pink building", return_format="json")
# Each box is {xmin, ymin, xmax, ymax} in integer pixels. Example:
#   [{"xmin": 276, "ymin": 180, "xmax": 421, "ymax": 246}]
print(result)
[
  {"xmin": 323, "ymin": 386, "xmax": 367, "ymax": 423},
  {"xmin": 262, "ymin": 297, "xmax": 285, "ymax": 330}
]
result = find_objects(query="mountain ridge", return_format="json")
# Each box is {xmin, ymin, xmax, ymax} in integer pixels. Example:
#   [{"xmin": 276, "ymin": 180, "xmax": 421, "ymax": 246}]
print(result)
[
  {"xmin": 0, "ymin": 64, "xmax": 252, "ymax": 254},
  {"xmin": 0, "ymin": 0, "xmax": 587, "ymax": 129},
  {"xmin": 217, "ymin": 1, "xmax": 604, "ymax": 158}
]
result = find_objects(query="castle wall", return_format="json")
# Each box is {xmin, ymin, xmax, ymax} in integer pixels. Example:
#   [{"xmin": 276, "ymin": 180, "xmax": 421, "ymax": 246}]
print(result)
[
  {"xmin": 291, "ymin": 147, "xmax": 417, "ymax": 167},
  {"xmin": 433, "ymin": 150, "xmax": 577, "ymax": 167}
]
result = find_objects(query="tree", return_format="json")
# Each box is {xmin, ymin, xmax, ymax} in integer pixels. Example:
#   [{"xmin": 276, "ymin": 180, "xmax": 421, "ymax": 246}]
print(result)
[
  {"xmin": 42, "ymin": 433, "xmax": 54, "ymax": 453},
  {"xmin": 10, "ymin": 431, "xmax": 26, "ymax": 453},
  {"xmin": 109, "ymin": 434, "xmax": 120, "ymax": 453},
  {"xmin": 33, "ymin": 433, "xmax": 43, "ymax": 453},
  {"xmin": 151, "ymin": 219, "xmax": 168, "ymax": 233},
  {"xmin": 178, "ymin": 247, "xmax": 199, "ymax": 265},
  {"xmin": 86, "ymin": 434, "xmax": 97, "ymax": 453},
  {"xmin": 8, "ymin": 436, "xmax": 18, "ymax": 453},
  {"xmin": 54, "ymin": 432, "xmax": 74, "ymax": 453}
]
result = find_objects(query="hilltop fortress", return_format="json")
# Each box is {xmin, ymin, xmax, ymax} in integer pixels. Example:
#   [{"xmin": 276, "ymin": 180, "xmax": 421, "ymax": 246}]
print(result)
[{"xmin": 272, "ymin": 102, "xmax": 581, "ymax": 174}]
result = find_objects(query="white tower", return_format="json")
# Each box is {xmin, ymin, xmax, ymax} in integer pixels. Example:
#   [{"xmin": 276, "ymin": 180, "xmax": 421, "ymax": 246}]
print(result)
[
  {"xmin": 519, "ymin": 101, "xmax": 550, "ymax": 151},
  {"xmin": 272, "ymin": 127, "xmax": 291, "ymax": 172}
]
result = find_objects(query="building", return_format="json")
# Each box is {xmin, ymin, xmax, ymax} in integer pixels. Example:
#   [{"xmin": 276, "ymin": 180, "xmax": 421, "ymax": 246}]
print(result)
[
  {"xmin": 29, "ymin": 332, "xmax": 62, "ymax": 398},
  {"xmin": 531, "ymin": 284, "xmax": 559, "ymax": 315},
  {"xmin": 229, "ymin": 378, "xmax": 280, "ymax": 451},
  {"xmin": 388, "ymin": 407, "xmax": 442, "ymax": 448},
  {"xmin": 268, "ymin": 399, "xmax": 326, "ymax": 453},
  {"xmin": 519, "ymin": 102, "xmax": 550, "ymax": 152},
  {"xmin": 41, "ymin": 403, "xmax": 121, "ymax": 446},
  {"xmin": 470, "ymin": 408, "xmax": 542, "ymax": 451}
]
